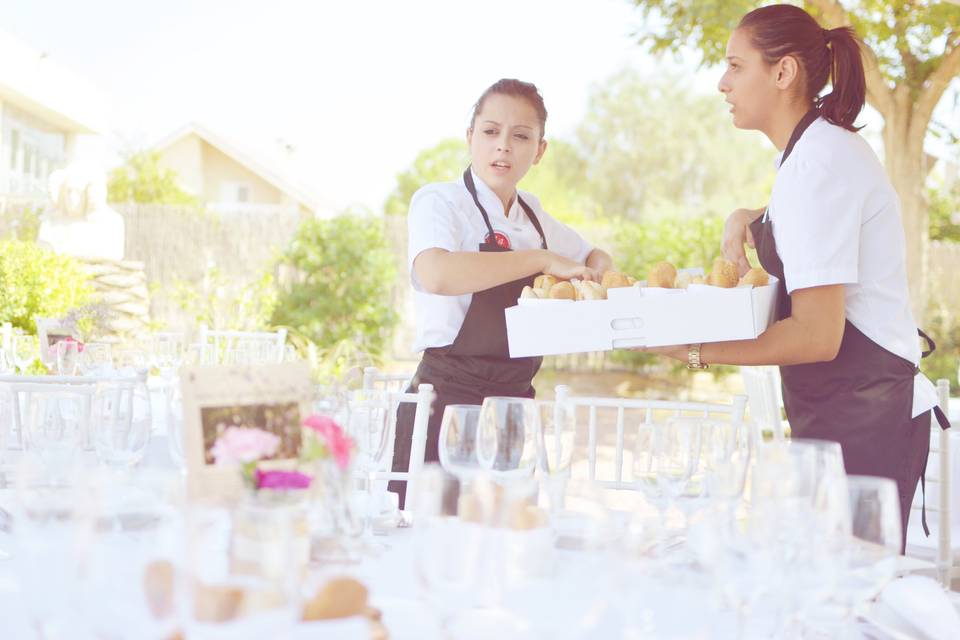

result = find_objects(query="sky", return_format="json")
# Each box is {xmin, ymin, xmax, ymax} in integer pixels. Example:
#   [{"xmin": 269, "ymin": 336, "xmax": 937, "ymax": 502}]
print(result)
[
  {"xmin": 4, "ymin": 0, "xmax": 956, "ymax": 211},
  {"xmin": 5, "ymin": 0, "xmax": 705, "ymax": 211}
]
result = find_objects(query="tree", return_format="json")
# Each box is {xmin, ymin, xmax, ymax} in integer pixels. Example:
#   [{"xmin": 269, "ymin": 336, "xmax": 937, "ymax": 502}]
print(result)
[
  {"xmin": 108, "ymin": 151, "xmax": 198, "ymax": 205},
  {"xmin": 383, "ymin": 137, "xmax": 598, "ymax": 225},
  {"xmin": 575, "ymin": 68, "xmax": 775, "ymax": 222},
  {"xmin": 383, "ymin": 139, "xmax": 467, "ymax": 215},
  {"xmin": 630, "ymin": 0, "xmax": 960, "ymax": 313}
]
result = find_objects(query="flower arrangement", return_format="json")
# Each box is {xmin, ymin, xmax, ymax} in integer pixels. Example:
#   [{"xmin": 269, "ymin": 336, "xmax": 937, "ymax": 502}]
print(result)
[
  {"xmin": 211, "ymin": 425, "xmax": 312, "ymax": 491},
  {"xmin": 302, "ymin": 414, "xmax": 354, "ymax": 471}
]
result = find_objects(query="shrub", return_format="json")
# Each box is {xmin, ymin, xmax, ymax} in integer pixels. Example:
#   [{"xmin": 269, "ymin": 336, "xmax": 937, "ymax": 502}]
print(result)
[
  {"xmin": 271, "ymin": 214, "xmax": 398, "ymax": 359},
  {"xmin": 0, "ymin": 240, "xmax": 95, "ymax": 332}
]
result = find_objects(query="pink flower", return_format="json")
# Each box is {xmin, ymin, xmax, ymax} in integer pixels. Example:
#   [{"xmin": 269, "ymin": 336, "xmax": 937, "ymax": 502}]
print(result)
[
  {"xmin": 254, "ymin": 469, "xmax": 312, "ymax": 490},
  {"xmin": 303, "ymin": 415, "xmax": 353, "ymax": 471},
  {"xmin": 210, "ymin": 426, "xmax": 281, "ymax": 465}
]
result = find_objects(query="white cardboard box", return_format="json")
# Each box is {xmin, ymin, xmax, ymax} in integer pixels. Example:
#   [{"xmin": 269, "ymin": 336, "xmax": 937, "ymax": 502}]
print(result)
[{"xmin": 505, "ymin": 276, "xmax": 779, "ymax": 358}]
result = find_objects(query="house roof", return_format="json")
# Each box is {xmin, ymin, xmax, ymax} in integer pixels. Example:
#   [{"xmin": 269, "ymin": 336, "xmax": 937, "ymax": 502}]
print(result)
[
  {"xmin": 152, "ymin": 122, "xmax": 324, "ymax": 213},
  {"xmin": 0, "ymin": 30, "xmax": 108, "ymax": 134}
]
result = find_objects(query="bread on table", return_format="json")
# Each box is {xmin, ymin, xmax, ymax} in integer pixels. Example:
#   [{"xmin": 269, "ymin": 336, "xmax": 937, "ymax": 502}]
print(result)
[
  {"xmin": 302, "ymin": 576, "xmax": 370, "ymax": 621},
  {"xmin": 647, "ymin": 261, "xmax": 677, "ymax": 289},
  {"xmin": 674, "ymin": 271, "xmax": 692, "ymax": 289}
]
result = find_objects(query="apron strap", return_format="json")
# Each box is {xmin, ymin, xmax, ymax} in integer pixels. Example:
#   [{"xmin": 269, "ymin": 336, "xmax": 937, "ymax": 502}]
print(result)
[
  {"xmin": 918, "ymin": 328, "xmax": 936, "ymax": 359},
  {"xmin": 463, "ymin": 167, "xmax": 548, "ymax": 250}
]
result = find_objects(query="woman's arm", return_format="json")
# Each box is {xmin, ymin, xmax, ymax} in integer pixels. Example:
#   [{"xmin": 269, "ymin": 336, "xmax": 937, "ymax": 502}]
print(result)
[
  {"xmin": 650, "ymin": 285, "xmax": 846, "ymax": 366},
  {"xmin": 414, "ymin": 248, "xmax": 600, "ymax": 296},
  {"xmin": 586, "ymin": 248, "xmax": 614, "ymax": 274}
]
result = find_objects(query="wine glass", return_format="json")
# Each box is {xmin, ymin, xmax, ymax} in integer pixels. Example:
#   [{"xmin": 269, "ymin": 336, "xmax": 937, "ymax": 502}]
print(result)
[
  {"xmin": 92, "ymin": 378, "xmax": 153, "ymax": 468},
  {"xmin": 56, "ymin": 340, "xmax": 80, "ymax": 376},
  {"xmin": 476, "ymin": 396, "xmax": 538, "ymax": 482},
  {"xmin": 78, "ymin": 342, "xmax": 113, "ymax": 376},
  {"xmin": 13, "ymin": 334, "xmax": 38, "ymax": 374},
  {"xmin": 534, "ymin": 399, "xmax": 577, "ymax": 517},
  {"xmin": 412, "ymin": 464, "xmax": 488, "ymax": 638},
  {"xmin": 24, "ymin": 391, "xmax": 87, "ymax": 470},
  {"xmin": 0, "ymin": 346, "xmax": 14, "ymax": 374},
  {"xmin": 344, "ymin": 389, "xmax": 393, "ymax": 544},
  {"xmin": 438, "ymin": 404, "xmax": 482, "ymax": 479}
]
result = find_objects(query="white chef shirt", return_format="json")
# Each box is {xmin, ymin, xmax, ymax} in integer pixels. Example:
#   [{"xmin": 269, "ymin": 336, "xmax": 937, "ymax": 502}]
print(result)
[
  {"xmin": 408, "ymin": 169, "xmax": 593, "ymax": 353},
  {"xmin": 767, "ymin": 116, "xmax": 937, "ymax": 417}
]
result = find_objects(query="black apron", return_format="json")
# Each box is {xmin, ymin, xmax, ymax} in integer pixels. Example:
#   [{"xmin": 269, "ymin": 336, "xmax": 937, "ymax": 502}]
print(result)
[
  {"xmin": 749, "ymin": 108, "xmax": 950, "ymax": 550},
  {"xmin": 389, "ymin": 168, "xmax": 548, "ymax": 507}
]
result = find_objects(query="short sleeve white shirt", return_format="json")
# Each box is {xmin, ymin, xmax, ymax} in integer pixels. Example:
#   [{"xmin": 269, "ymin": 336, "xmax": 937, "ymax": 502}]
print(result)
[
  {"xmin": 767, "ymin": 117, "xmax": 936, "ymax": 416},
  {"xmin": 407, "ymin": 169, "xmax": 593, "ymax": 353}
]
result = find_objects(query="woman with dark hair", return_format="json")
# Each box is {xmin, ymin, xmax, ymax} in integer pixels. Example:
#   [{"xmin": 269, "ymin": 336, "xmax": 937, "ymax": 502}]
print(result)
[
  {"xmin": 647, "ymin": 4, "xmax": 946, "ymax": 546},
  {"xmin": 389, "ymin": 79, "xmax": 613, "ymax": 506}
]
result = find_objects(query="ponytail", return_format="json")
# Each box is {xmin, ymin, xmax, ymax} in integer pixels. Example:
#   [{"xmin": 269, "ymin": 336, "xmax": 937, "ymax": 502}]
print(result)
[
  {"xmin": 817, "ymin": 27, "xmax": 866, "ymax": 131},
  {"xmin": 739, "ymin": 4, "xmax": 866, "ymax": 132}
]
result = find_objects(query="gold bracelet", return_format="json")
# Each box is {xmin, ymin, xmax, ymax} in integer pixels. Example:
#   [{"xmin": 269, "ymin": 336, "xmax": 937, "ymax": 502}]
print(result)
[{"xmin": 687, "ymin": 343, "xmax": 709, "ymax": 370}]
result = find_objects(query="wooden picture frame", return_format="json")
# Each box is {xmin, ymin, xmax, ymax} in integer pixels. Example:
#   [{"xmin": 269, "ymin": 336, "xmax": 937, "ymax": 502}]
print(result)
[
  {"xmin": 34, "ymin": 316, "xmax": 76, "ymax": 366},
  {"xmin": 179, "ymin": 361, "xmax": 314, "ymax": 503}
]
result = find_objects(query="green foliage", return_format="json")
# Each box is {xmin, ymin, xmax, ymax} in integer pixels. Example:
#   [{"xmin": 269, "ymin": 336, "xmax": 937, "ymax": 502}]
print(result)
[
  {"xmin": 271, "ymin": 214, "xmax": 398, "ymax": 358},
  {"xmin": 518, "ymin": 140, "xmax": 597, "ymax": 226},
  {"xmin": 171, "ymin": 267, "xmax": 278, "ymax": 331},
  {"xmin": 630, "ymin": 1, "xmax": 960, "ymax": 85},
  {"xmin": 929, "ymin": 180, "xmax": 960, "ymax": 242},
  {"xmin": 0, "ymin": 204, "xmax": 42, "ymax": 242},
  {"xmin": 612, "ymin": 215, "xmax": 727, "ymax": 280},
  {"xmin": 920, "ymin": 302, "xmax": 960, "ymax": 385},
  {"xmin": 576, "ymin": 69, "xmax": 774, "ymax": 221},
  {"xmin": 0, "ymin": 240, "xmax": 94, "ymax": 332},
  {"xmin": 384, "ymin": 139, "xmax": 467, "ymax": 215},
  {"xmin": 108, "ymin": 151, "xmax": 198, "ymax": 205}
]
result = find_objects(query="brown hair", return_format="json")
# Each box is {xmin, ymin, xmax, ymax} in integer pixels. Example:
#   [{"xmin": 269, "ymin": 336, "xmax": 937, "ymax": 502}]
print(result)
[
  {"xmin": 739, "ymin": 4, "xmax": 866, "ymax": 131},
  {"xmin": 470, "ymin": 79, "xmax": 548, "ymax": 139}
]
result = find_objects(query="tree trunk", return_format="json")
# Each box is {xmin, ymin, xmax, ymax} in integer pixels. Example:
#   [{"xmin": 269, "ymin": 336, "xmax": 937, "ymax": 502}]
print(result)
[{"xmin": 882, "ymin": 94, "xmax": 930, "ymax": 322}]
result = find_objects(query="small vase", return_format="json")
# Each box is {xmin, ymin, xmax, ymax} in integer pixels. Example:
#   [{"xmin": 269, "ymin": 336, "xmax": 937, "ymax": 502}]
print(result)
[{"xmin": 230, "ymin": 489, "xmax": 310, "ymax": 580}]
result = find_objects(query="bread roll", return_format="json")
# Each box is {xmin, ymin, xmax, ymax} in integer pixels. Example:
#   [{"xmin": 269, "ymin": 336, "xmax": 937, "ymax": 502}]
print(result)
[
  {"xmin": 511, "ymin": 505, "xmax": 549, "ymax": 530},
  {"xmin": 302, "ymin": 577, "xmax": 369, "ymax": 621},
  {"xmin": 741, "ymin": 267, "xmax": 769, "ymax": 287},
  {"xmin": 194, "ymin": 584, "xmax": 245, "ymax": 623},
  {"xmin": 647, "ymin": 261, "xmax": 677, "ymax": 288},
  {"xmin": 579, "ymin": 280, "xmax": 605, "ymax": 300},
  {"xmin": 626, "ymin": 275, "xmax": 637, "ymax": 286},
  {"xmin": 520, "ymin": 285, "xmax": 541, "ymax": 299},
  {"xmin": 548, "ymin": 281, "xmax": 577, "ymax": 300},
  {"xmin": 533, "ymin": 274, "xmax": 557, "ymax": 290},
  {"xmin": 601, "ymin": 270, "xmax": 631, "ymax": 290},
  {"xmin": 674, "ymin": 271, "xmax": 692, "ymax": 289},
  {"xmin": 708, "ymin": 258, "xmax": 738, "ymax": 288},
  {"xmin": 144, "ymin": 560, "xmax": 175, "ymax": 619}
]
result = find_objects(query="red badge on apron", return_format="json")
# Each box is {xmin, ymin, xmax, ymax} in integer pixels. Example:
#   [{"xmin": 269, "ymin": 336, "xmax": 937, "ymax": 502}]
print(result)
[{"xmin": 485, "ymin": 231, "xmax": 511, "ymax": 249}]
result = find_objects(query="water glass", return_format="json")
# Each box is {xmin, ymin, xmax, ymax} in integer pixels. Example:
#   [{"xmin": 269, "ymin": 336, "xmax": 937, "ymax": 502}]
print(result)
[
  {"xmin": 476, "ymin": 396, "xmax": 538, "ymax": 481},
  {"xmin": 25, "ymin": 392, "xmax": 87, "ymax": 469},
  {"xmin": 438, "ymin": 404, "xmax": 482, "ymax": 479},
  {"xmin": 56, "ymin": 340, "xmax": 80, "ymax": 376},
  {"xmin": 13, "ymin": 334, "xmax": 38, "ymax": 374},
  {"xmin": 78, "ymin": 342, "xmax": 114, "ymax": 376},
  {"xmin": 93, "ymin": 379, "xmax": 152, "ymax": 467}
]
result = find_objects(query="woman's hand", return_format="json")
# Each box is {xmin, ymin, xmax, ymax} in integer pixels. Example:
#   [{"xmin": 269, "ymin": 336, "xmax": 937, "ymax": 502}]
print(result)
[
  {"xmin": 722, "ymin": 208, "xmax": 764, "ymax": 276},
  {"xmin": 542, "ymin": 252, "xmax": 600, "ymax": 282}
]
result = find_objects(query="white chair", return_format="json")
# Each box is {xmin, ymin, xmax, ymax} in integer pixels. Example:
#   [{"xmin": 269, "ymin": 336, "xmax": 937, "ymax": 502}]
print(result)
[
  {"xmin": 906, "ymin": 378, "xmax": 957, "ymax": 588},
  {"xmin": 739, "ymin": 365, "xmax": 788, "ymax": 440},
  {"xmin": 1, "ymin": 379, "xmax": 96, "ymax": 451},
  {"xmin": 555, "ymin": 385, "xmax": 749, "ymax": 490},
  {"xmin": 362, "ymin": 366, "xmax": 414, "ymax": 394},
  {"xmin": 0, "ymin": 322, "xmax": 12, "ymax": 353},
  {"xmin": 351, "ymin": 382, "xmax": 434, "ymax": 507},
  {"xmin": 197, "ymin": 325, "xmax": 287, "ymax": 364}
]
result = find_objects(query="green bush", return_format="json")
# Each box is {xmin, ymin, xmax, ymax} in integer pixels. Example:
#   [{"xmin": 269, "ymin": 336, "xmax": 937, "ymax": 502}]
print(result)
[
  {"xmin": 0, "ymin": 240, "xmax": 95, "ymax": 332},
  {"xmin": 271, "ymin": 214, "xmax": 398, "ymax": 359}
]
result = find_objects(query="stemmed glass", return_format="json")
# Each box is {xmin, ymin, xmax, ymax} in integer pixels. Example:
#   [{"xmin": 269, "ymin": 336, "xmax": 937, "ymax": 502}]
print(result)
[
  {"xmin": 438, "ymin": 404, "xmax": 483, "ymax": 480},
  {"xmin": 92, "ymin": 378, "xmax": 153, "ymax": 468},
  {"xmin": 78, "ymin": 342, "xmax": 113, "ymax": 376},
  {"xmin": 475, "ymin": 396, "xmax": 538, "ymax": 482},
  {"xmin": 412, "ymin": 464, "xmax": 487, "ymax": 638},
  {"xmin": 343, "ymin": 389, "xmax": 393, "ymax": 547},
  {"xmin": 0, "ymin": 346, "xmax": 14, "ymax": 374},
  {"xmin": 13, "ymin": 335, "xmax": 38, "ymax": 374},
  {"xmin": 25, "ymin": 392, "xmax": 87, "ymax": 470},
  {"xmin": 533, "ymin": 399, "xmax": 577, "ymax": 518}
]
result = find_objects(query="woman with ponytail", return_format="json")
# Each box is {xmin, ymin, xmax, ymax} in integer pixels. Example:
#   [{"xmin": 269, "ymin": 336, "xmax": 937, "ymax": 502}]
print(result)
[{"xmin": 647, "ymin": 4, "xmax": 946, "ymax": 548}]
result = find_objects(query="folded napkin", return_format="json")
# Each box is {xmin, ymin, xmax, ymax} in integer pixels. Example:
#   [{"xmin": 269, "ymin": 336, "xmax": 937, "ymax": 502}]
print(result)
[{"xmin": 879, "ymin": 575, "xmax": 960, "ymax": 640}]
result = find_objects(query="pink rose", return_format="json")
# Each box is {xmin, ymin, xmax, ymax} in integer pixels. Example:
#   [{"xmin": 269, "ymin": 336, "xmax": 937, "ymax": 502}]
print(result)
[
  {"xmin": 210, "ymin": 426, "xmax": 281, "ymax": 465},
  {"xmin": 254, "ymin": 469, "xmax": 312, "ymax": 490},
  {"xmin": 303, "ymin": 415, "xmax": 353, "ymax": 471}
]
